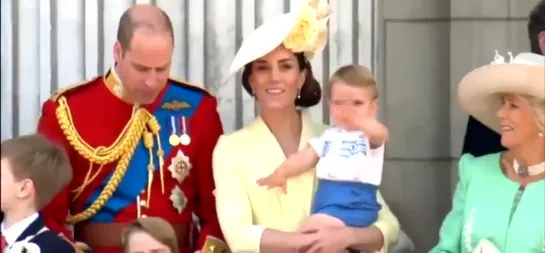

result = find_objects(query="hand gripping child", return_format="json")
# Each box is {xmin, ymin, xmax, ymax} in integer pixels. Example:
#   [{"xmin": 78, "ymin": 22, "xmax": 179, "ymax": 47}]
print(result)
[{"xmin": 257, "ymin": 65, "xmax": 388, "ymax": 231}]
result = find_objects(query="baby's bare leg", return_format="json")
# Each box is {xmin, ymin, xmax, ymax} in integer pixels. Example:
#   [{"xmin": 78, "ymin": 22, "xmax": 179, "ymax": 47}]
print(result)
[{"xmin": 299, "ymin": 213, "xmax": 345, "ymax": 232}]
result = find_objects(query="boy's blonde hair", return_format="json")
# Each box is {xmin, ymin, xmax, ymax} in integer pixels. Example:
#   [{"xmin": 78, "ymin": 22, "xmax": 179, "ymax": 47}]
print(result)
[
  {"xmin": 328, "ymin": 64, "xmax": 378, "ymax": 99},
  {"xmin": 1, "ymin": 134, "xmax": 73, "ymax": 209},
  {"xmin": 122, "ymin": 217, "xmax": 179, "ymax": 253}
]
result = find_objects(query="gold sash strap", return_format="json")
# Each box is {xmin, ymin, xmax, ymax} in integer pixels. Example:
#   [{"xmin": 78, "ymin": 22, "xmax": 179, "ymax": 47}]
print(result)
[{"xmin": 55, "ymin": 96, "xmax": 163, "ymax": 224}]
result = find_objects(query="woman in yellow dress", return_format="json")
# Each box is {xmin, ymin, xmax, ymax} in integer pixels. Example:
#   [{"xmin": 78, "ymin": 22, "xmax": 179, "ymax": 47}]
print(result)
[{"xmin": 212, "ymin": 1, "xmax": 400, "ymax": 252}]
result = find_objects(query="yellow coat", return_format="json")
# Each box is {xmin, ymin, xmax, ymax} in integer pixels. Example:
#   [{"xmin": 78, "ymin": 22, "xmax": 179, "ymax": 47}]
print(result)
[{"xmin": 213, "ymin": 112, "xmax": 400, "ymax": 252}]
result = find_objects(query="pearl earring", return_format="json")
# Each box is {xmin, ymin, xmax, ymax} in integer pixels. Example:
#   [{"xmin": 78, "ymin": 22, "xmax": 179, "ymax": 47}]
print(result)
[{"xmin": 297, "ymin": 89, "xmax": 301, "ymax": 99}]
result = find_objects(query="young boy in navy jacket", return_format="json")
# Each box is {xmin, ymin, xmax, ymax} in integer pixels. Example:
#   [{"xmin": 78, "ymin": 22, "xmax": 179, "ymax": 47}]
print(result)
[{"xmin": 1, "ymin": 134, "xmax": 76, "ymax": 253}]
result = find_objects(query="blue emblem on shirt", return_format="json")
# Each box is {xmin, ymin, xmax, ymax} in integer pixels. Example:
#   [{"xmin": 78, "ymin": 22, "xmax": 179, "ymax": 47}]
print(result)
[
  {"xmin": 339, "ymin": 135, "xmax": 367, "ymax": 158},
  {"xmin": 322, "ymin": 140, "xmax": 332, "ymax": 157}
]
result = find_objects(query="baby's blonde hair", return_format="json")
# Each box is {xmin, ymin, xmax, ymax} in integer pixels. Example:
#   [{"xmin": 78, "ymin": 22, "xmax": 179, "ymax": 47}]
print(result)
[{"xmin": 328, "ymin": 64, "xmax": 378, "ymax": 99}]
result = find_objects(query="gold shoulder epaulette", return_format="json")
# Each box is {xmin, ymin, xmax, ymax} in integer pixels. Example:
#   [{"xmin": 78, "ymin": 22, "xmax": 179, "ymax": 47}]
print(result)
[
  {"xmin": 169, "ymin": 77, "xmax": 214, "ymax": 95},
  {"xmin": 50, "ymin": 77, "xmax": 99, "ymax": 101}
]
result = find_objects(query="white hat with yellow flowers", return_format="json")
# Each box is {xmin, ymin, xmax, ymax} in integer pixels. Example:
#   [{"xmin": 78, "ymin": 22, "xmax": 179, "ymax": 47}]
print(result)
[{"xmin": 225, "ymin": 0, "xmax": 331, "ymax": 79}]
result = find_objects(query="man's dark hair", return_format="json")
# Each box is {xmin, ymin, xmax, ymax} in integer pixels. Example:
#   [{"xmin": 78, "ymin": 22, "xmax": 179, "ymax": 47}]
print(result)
[
  {"xmin": 116, "ymin": 8, "xmax": 174, "ymax": 53},
  {"xmin": 528, "ymin": 0, "xmax": 545, "ymax": 54}
]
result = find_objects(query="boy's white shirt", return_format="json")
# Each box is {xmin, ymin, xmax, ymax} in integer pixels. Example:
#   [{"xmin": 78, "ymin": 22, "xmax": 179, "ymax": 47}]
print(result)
[
  {"xmin": 308, "ymin": 127, "xmax": 384, "ymax": 185},
  {"xmin": 1, "ymin": 212, "xmax": 44, "ymax": 253}
]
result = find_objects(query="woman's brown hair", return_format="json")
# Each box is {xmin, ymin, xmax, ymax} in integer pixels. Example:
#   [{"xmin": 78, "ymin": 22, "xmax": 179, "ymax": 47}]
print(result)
[
  {"xmin": 241, "ymin": 52, "xmax": 322, "ymax": 108},
  {"xmin": 122, "ymin": 217, "xmax": 179, "ymax": 253}
]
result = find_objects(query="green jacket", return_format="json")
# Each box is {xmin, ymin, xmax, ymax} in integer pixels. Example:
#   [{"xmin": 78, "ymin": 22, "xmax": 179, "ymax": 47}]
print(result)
[{"xmin": 431, "ymin": 153, "xmax": 544, "ymax": 253}]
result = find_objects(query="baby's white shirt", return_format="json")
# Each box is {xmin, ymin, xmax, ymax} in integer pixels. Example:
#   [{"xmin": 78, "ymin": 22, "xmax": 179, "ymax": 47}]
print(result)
[{"xmin": 308, "ymin": 127, "xmax": 384, "ymax": 185}]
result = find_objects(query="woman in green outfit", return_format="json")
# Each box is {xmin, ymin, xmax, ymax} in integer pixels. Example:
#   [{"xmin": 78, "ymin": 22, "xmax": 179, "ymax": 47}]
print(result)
[{"xmin": 431, "ymin": 51, "xmax": 545, "ymax": 253}]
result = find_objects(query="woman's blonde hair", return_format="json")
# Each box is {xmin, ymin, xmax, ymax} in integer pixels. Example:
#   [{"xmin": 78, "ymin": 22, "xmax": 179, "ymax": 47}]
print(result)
[
  {"xmin": 122, "ymin": 217, "xmax": 179, "ymax": 253},
  {"xmin": 522, "ymin": 95, "xmax": 545, "ymax": 133}
]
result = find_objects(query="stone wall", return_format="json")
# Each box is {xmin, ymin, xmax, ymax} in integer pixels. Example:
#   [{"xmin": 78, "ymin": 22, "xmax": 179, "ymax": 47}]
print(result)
[{"xmin": 376, "ymin": 0, "xmax": 535, "ymax": 250}]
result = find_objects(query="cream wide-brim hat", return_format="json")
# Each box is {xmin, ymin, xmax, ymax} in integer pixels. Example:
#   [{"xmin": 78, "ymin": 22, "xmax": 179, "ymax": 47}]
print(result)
[
  {"xmin": 224, "ymin": 0, "xmax": 331, "ymax": 81},
  {"xmin": 458, "ymin": 52, "xmax": 545, "ymax": 133}
]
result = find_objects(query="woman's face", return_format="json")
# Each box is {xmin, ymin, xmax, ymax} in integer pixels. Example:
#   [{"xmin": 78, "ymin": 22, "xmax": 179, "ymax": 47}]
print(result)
[
  {"xmin": 125, "ymin": 231, "xmax": 171, "ymax": 253},
  {"xmin": 496, "ymin": 93, "xmax": 541, "ymax": 149},
  {"xmin": 249, "ymin": 46, "xmax": 306, "ymax": 110}
]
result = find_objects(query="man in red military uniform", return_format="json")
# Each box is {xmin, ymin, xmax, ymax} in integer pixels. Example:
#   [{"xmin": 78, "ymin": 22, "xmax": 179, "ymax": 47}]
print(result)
[{"xmin": 36, "ymin": 4, "xmax": 228, "ymax": 253}]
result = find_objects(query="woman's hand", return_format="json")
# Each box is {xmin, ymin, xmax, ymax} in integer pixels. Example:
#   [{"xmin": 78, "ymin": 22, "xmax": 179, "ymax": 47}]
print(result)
[{"xmin": 298, "ymin": 227, "xmax": 352, "ymax": 253}]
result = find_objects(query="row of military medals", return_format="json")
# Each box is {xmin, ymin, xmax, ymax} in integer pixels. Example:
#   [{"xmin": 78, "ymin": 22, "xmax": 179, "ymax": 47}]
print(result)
[
  {"xmin": 167, "ymin": 116, "xmax": 190, "ymax": 215},
  {"xmin": 169, "ymin": 116, "xmax": 191, "ymax": 147}
]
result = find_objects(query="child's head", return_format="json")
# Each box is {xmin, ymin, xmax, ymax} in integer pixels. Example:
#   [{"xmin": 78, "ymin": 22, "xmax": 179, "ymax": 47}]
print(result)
[
  {"xmin": 1, "ymin": 134, "xmax": 72, "ymax": 213},
  {"xmin": 328, "ymin": 64, "xmax": 378, "ymax": 128},
  {"xmin": 122, "ymin": 217, "xmax": 179, "ymax": 253}
]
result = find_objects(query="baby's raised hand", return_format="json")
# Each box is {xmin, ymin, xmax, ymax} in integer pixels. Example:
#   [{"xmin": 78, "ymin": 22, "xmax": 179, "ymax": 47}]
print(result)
[
  {"xmin": 358, "ymin": 117, "xmax": 379, "ymax": 132},
  {"xmin": 355, "ymin": 117, "xmax": 388, "ymax": 146},
  {"xmin": 256, "ymin": 171, "xmax": 287, "ymax": 193}
]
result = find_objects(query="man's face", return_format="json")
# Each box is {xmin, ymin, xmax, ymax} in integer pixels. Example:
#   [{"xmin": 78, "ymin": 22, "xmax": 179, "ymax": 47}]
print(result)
[{"xmin": 114, "ymin": 31, "xmax": 173, "ymax": 104}]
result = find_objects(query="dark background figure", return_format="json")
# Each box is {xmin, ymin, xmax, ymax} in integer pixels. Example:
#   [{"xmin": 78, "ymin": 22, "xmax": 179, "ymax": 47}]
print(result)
[
  {"xmin": 461, "ymin": 0, "xmax": 545, "ymax": 157},
  {"xmin": 529, "ymin": 0, "xmax": 545, "ymax": 55}
]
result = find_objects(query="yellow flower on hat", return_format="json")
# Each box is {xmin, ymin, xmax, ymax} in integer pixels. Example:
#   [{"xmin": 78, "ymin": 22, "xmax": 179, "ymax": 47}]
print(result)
[
  {"xmin": 283, "ymin": 7, "xmax": 322, "ymax": 54},
  {"xmin": 225, "ymin": 0, "xmax": 332, "ymax": 80}
]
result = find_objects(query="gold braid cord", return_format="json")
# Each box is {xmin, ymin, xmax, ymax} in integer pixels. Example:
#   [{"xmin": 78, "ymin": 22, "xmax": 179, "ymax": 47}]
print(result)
[
  {"xmin": 56, "ymin": 96, "xmax": 153, "ymax": 224},
  {"xmin": 58, "ymin": 233, "xmax": 92, "ymax": 253}
]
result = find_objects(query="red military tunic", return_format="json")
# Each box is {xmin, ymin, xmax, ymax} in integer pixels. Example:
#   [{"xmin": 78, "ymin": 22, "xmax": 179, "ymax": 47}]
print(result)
[{"xmin": 37, "ymin": 68, "xmax": 227, "ymax": 253}]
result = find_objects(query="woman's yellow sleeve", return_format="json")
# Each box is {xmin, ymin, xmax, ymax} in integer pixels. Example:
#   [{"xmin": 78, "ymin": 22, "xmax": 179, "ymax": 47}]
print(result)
[
  {"xmin": 213, "ymin": 135, "xmax": 266, "ymax": 253},
  {"xmin": 374, "ymin": 191, "xmax": 401, "ymax": 251}
]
